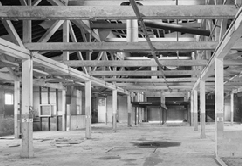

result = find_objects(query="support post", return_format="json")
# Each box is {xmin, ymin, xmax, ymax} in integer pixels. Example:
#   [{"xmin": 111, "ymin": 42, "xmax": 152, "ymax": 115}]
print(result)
[
  {"xmin": 215, "ymin": 58, "xmax": 224, "ymax": 156},
  {"xmin": 112, "ymin": 89, "xmax": 118, "ymax": 131},
  {"xmin": 63, "ymin": 20, "xmax": 70, "ymax": 61},
  {"xmin": 190, "ymin": 91, "xmax": 194, "ymax": 126},
  {"xmin": 85, "ymin": 80, "xmax": 91, "ymax": 139},
  {"xmin": 194, "ymin": 90, "xmax": 198, "ymax": 131},
  {"xmin": 230, "ymin": 92, "xmax": 234, "ymax": 125},
  {"xmin": 127, "ymin": 94, "xmax": 132, "ymax": 127},
  {"xmin": 21, "ymin": 58, "xmax": 34, "ymax": 158},
  {"xmin": 62, "ymin": 89, "xmax": 66, "ymax": 131},
  {"xmin": 14, "ymin": 81, "xmax": 20, "ymax": 139},
  {"xmin": 200, "ymin": 79, "xmax": 206, "ymax": 138}
]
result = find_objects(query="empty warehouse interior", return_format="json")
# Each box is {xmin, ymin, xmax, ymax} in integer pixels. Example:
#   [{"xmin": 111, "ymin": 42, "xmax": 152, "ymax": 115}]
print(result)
[{"xmin": 1, "ymin": 0, "xmax": 242, "ymax": 165}]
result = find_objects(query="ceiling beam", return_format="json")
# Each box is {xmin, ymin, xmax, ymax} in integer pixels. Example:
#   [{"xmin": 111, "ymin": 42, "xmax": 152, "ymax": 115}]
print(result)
[
  {"xmin": 0, "ymin": 6, "xmax": 237, "ymax": 20},
  {"xmin": 103, "ymin": 78, "xmax": 216, "ymax": 82},
  {"xmin": 123, "ymin": 86, "xmax": 193, "ymax": 90},
  {"xmin": 193, "ymin": 6, "xmax": 242, "ymax": 90},
  {"xmin": 24, "ymin": 40, "xmax": 242, "ymax": 52},
  {"xmin": 0, "ymin": 37, "xmax": 128, "ymax": 94},
  {"xmin": 90, "ymin": 70, "xmax": 201, "ymax": 76}
]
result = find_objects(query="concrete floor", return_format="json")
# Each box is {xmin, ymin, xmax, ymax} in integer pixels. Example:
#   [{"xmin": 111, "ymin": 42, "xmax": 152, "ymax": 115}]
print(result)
[{"xmin": 0, "ymin": 123, "xmax": 241, "ymax": 166}]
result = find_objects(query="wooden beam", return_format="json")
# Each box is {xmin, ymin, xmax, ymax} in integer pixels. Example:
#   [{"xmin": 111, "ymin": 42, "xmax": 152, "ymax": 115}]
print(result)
[
  {"xmin": 230, "ymin": 92, "xmax": 234, "ymax": 125},
  {"xmin": 103, "ymin": 77, "xmax": 215, "ymax": 82},
  {"xmin": 194, "ymin": 89, "xmax": 198, "ymax": 131},
  {"xmin": 190, "ymin": 91, "xmax": 194, "ymax": 126},
  {"xmin": 127, "ymin": 94, "xmax": 132, "ymax": 127},
  {"xmin": 200, "ymin": 79, "xmax": 206, "ymax": 138},
  {"xmin": 112, "ymin": 89, "xmax": 118, "ymax": 131},
  {"xmin": 215, "ymin": 58, "xmax": 224, "ymax": 157},
  {"xmin": 14, "ymin": 81, "xmax": 21, "ymax": 138},
  {"xmin": 38, "ymin": 20, "xmax": 64, "ymax": 42},
  {"xmin": 90, "ymin": 70, "xmax": 201, "ymax": 76},
  {"xmin": 33, "ymin": 80, "xmax": 65, "ymax": 90},
  {"xmin": 117, "ymin": 82, "xmax": 195, "ymax": 87},
  {"xmin": 85, "ymin": 80, "xmax": 91, "ymax": 138},
  {"xmin": 0, "ymin": 6, "xmax": 237, "ymax": 20},
  {"xmin": 194, "ymin": 7, "xmax": 242, "ymax": 89},
  {"xmin": 62, "ymin": 89, "xmax": 66, "ymax": 131},
  {"xmin": 64, "ymin": 59, "xmax": 208, "ymax": 67},
  {"xmin": 24, "ymin": 40, "xmax": 242, "ymax": 52},
  {"xmin": 123, "ymin": 86, "xmax": 192, "ymax": 90},
  {"xmin": 0, "ymin": 72, "xmax": 17, "ymax": 81},
  {"xmin": 63, "ymin": 20, "xmax": 70, "ymax": 61},
  {"xmin": 0, "ymin": 38, "xmax": 128, "ymax": 94}
]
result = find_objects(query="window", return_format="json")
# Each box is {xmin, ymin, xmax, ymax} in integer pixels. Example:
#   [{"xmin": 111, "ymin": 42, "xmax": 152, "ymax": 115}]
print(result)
[{"xmin": 5, "ymin": 93, "xmax": 13, "ymax": 105}]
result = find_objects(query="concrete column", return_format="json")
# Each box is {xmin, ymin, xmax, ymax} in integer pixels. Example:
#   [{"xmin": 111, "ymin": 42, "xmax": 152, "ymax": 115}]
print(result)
[
  {"xmin": 200, "ymin": 79, "xmax": 206, "ymax": 138},
  {"xmin": 230, "ymin": 93, "xmax": 234, "ymax": 125},
  {"xmin": 66, "ymin": 104, "xmax": 71, "ymax": 131},
  {"xmin": 190, "ymin": 91, "xmax": 194, "ymax": 126},
  {"xmin": 14, "ymin": 81, "xmax": 21, "ymax": 139},
  {"xmin": 194, "ymin": 90, "xmax": 198, "ymax": 131},
  {"xmin": 127, "ymin": 95, "xmax": 132, "ymax": 127},
  {"xmin": 215, "ymin": 58, "xmax": 224, "ymax": 156},
  {"xmin": 62, "ymin": 90, "xmax": 66, "ymax": 131},
  {"xmin": 85, "ymin": 81, "xmax": 91, "ymax": 139},
  {"xmin": 112, "ymin": 89, "xmax": 118, "ymax": 131},
  {"xmin": 21, "ymin": 58, "xmax": 34, "ymax": 158}
]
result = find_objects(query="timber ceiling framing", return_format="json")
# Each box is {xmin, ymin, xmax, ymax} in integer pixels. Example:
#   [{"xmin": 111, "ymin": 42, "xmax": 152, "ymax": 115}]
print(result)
[{"xmin": 0, "ymin": 0, "xmax": 242, "ymax": 94}]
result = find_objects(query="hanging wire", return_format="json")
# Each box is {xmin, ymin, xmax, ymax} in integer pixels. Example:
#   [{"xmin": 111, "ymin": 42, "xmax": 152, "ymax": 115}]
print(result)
[{"xmin": 129, "ymin": 0, "xmax": 172, "ymax": 92}]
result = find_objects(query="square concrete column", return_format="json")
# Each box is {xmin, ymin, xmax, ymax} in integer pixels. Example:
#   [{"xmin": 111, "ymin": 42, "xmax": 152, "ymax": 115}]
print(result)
[
  {"xmin": 62, "ymin": 90, "xmax": 66, "ymax": 131},
  {"xmin": 21, "ymin": 58, "xmax": 34, "ymax": 158},
  {"xmin": 127, "ymin": 94, "xmax": 132, "ymax": 127},
  {"xmin": 85, "ymin": 81, "xmax": 92, "ymax": 139},
  {"xmin": 193, "ymin": 90, "xmax": 198, "ymax": 131},
  {"xmin": 230, "ymin": 93, "xmax": 234, "ymax": 125},
  {"xmin": 112, "ymin": 89, "xmax": 118, "ymax": 131},
  {"xmin": 200, "ymin": 79, "xmax": 206, "ymax": 138},
  {"xmin": 190, "ymin": 91, "xmax": 194, "ymax": 126},
  {"xmin": 215, "ymin": 58, "xmax": 224, "ymax": 156},
  {"xmin": 14, "ymin": 81, "xmax": 21, "ymax": 139}
]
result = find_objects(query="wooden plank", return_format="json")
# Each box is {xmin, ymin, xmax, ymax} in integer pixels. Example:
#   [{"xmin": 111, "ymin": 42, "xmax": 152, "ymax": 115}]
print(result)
[
  {"xmin": 85, "ymin": 80, "xmax": 91, "ymax": 139},
  {"xmin": 64, "ymin": 59, "xmax": 208, "ymax": 67},
  {"xmin": 193, "ymin": 7, "xmax": 242, "ymax": 89},
  {"xmin": 90, "ymin": 70, "xmax": 201, "ymax": 76},
  {"xmin": 112, "ymin": 89, "xmax": 117, "ymax": 131},
  {"xmin": 0, "ymin": 6, "xmax": 237, "ymax": 20},
  {"xmin": 23, "ymin": 41, "xmax": 239, "ymax": 52}
]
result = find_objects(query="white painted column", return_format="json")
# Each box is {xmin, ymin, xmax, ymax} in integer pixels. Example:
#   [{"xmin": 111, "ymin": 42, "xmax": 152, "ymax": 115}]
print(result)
[
  {"xmin": 127, "ymin": 94, "xmax": 132, "ymax": 127},
  {"xmin": 215, "ymin": 58, "xmax": 224, "ymax": 156},
  {"xmin": 190, "ymin": 91, "xmax": 194, "ymax": 126},
  {"xmin": 62, "ymin": 89, "xmax": 66, "ymax": 131},
  {"xmin": 230, "ymin": 92, "xmax": 234, "ymax": 125},
  {"xmin": 21, "ymin": 58, "xmax": 34, "ymax": 158},
  {"xmin": 85, "ymin": 81, "xmax": 92, "ymax": 139},
  {"xmin": 200, "ymin": 79, "xmax": 206, "ymax": 138},
  {"xmin": 14, "ymin": 81, "xmax": 20, "ymax": 139},
  {"xmin": 194, "ymin": 90, "xmax": 198, "ymax": 131},
  {"xmin": 112, "ymin": 89, "xmax": 118, "ymax": 131}
]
